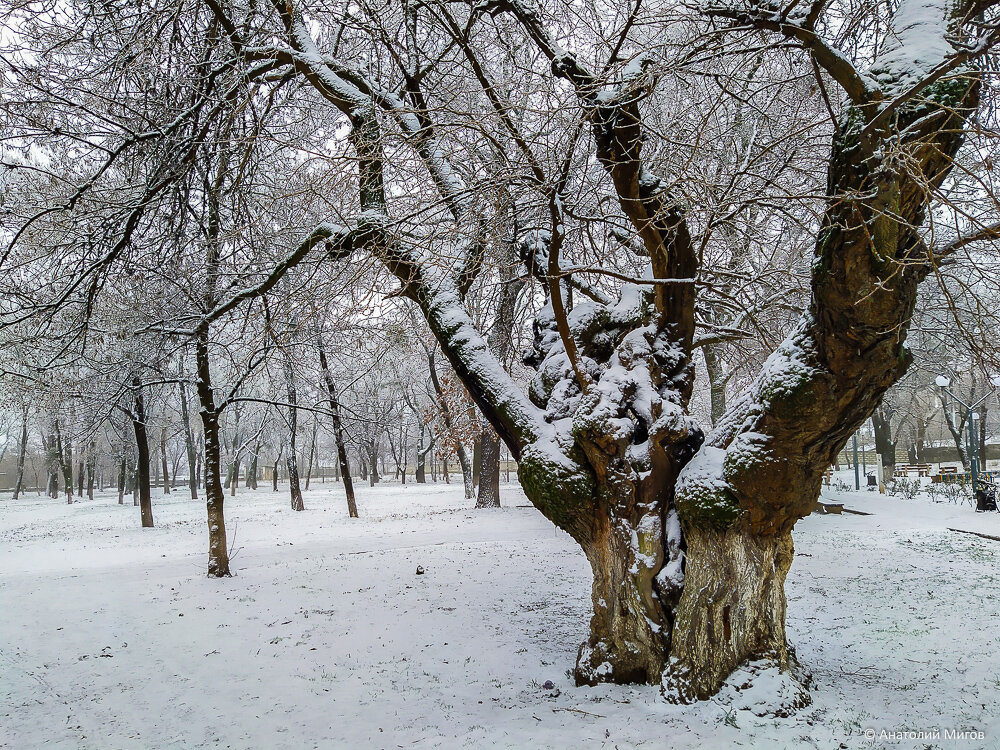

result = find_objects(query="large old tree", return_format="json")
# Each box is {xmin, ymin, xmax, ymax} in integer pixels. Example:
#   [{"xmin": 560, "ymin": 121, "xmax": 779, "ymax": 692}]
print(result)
[
  {"xmin": 5, "ymin": 0, "xmax": 998, "ymax": 704},
  {"xmin": 201, "ymin": 0, "xmax": 993, "ymax": 701}
]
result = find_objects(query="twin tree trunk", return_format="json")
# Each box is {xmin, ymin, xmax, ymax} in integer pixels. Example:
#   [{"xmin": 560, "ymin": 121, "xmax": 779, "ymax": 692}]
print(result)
[
  {"xmin": 416, "ymin": 18, "xmax": 977, "ymax": 707},
  {"xmin": 187, "ymin": 0, "xmax": 984, "ymax": 704}
]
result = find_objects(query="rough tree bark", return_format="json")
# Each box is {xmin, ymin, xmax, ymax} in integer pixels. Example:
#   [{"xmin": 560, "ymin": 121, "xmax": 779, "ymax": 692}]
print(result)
[{"xmin": 202, "ymin": 0, "xmax": 987, "ymax": 705}]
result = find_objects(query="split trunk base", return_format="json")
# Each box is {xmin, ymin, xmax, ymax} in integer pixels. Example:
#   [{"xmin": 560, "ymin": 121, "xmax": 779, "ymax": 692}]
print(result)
[{"xmin": 574, "ymin": 524, "xmax": 810, "ymax": 711}]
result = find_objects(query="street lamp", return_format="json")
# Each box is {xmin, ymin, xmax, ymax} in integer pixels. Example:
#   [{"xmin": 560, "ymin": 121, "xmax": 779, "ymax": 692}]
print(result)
[{"xmin": 937, "ymin": 373, "xmax": 999, "ymax": 510}]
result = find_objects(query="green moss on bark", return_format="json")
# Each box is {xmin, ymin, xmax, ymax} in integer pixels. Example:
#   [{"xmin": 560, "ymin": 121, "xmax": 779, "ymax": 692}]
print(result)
[
  {"xmin": 675, "ymin": 482, "xmax": 741, "ymax": 531},
  {"xmin": 517, "ymin": 442, "xmax": 596, "ymax": 532}
]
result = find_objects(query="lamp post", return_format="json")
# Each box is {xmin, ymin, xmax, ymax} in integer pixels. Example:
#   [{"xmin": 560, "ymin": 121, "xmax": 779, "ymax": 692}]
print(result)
[
  {"xmin": 853, "ymin": 433, "xmax": 860, "ymax": 490},
  {"xmin": 936, "ymin": 374, "xmax": 1000, "ymax": 507}
]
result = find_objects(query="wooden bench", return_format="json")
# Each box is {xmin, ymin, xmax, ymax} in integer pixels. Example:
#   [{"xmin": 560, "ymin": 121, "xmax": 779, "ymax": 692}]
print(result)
[
  {"xmin": 894, "ymin": 464, "xmax": 931, "ymax": 478},
  {"xmin": 813, "ymin": 499, "xmax": 844, "ymax": 515}
]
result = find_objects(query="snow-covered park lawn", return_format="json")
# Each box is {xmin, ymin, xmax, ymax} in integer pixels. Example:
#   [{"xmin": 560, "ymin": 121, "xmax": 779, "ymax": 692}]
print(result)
[{"xmin": 2, "ymin": 478, "xmax": 999, "ymax": 749}]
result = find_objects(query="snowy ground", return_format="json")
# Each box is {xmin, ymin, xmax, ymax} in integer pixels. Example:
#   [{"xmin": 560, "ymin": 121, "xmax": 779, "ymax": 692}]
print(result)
[{"xmin": 2, "ymin": 475, "xmax": 999, "ymax": 749}]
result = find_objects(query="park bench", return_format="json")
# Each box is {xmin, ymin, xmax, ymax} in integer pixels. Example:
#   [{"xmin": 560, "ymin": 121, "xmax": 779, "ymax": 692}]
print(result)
[
  {"xmin": 894, "ymin": 464, "xmax": 931, "ymax": 477},
  {"xmin": 813, "ymin": 498, "xmax": 844, "ymax": 514}
]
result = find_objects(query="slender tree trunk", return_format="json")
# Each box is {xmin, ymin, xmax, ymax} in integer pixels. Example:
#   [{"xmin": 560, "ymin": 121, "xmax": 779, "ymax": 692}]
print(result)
[
  {"xmin": 272, "ymin": 444, "xmax": 283, "ymax": 491},
  {"xmin": 400, "ymin": 431, "xmax": 407, "ymax": 485},
  {"xmin": 304, "ymin": 418, "xmax": 317, "ymax": 491},
  {"xmin": 427, "ymin": 351, "xmax": 471, "ymax": 498},
  {"xmin": 55, "ymin": 421, "xmax": 73, "ymax": 504},
  {"xmin": 45, "ymin": 430, "xmax": 58, "ymax": 499},
  {"xmin": 196, "ymin": 432, "xmax": 204, "ymax": 491},
  {"xmin": 703, "ymin": 343, "xmax": 729, "ymax": 429},
  {"xmin": 77, "ymin": 454, "xmax": 85, "ymax": 497},
  {"xmin": 872, "ymin": 408, "xmax": 897, "ymax": 478},
  {"xmin": 86, "ymin": 442, "xmax": 95, "ymax": 501},
  {"xmin": 118, "ymin": 449, "xmax": 126, "ymax": 504},
  {"xmin": 131, "ymin": 379, "xmax": 154, "ymax": 527},
  {"xmin": 456, "ymin": 443, "xmax": 474, "ymax": 499},
  {"xmin": 367, "ymin": 441, "xmax": 379, "ymax": 487},
  {"xmin": 415, "ymin": 426, "xmax": 431, "ymax": 484},
  {"xmin": 476, "ymin": 428, "xmax": 502, "ymax": 508},
  {"xmin": 318, "ymin": 342, "xmax": 358, "ymax": 517},
  {"xmin": 474, "ymin": 246, "xmax": 524, "ymax": 508},
  {"xmin": 160, "ymin": 428, "xmax": 170, "ymax": 495},
  {"xmin": 12, "ymin": 406, "xmax": 28, "ymax": 500},
  {"xmin": 942, "ymin": 404, "xmax": 970, "ymax": 470},
  {"xmin": 226, "ymin": 404, "xmax": 242, "ymax": 496},
  {"xmin": 63, "ymin": 435, "xmax": 73, "ymax": 504},
  {"xmin": 472, "ymin": 436, "xmax": 481, "ymax": 488},
  {"xmin": 283, "ymin": 356, "xmax": 305, "ymax": 511},
  {"xmin": 247, "ymin": 443, "xmax": 260, "ymax": 489},
  {"xmin": 195, "ymin": 331, "xmax": 230, "ymax": 576}
]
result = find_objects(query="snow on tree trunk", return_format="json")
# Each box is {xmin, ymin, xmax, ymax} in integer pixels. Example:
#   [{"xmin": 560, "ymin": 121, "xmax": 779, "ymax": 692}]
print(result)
[
  {"xmin": 667, "ymin": 526, "xmax": 805, "ymax": 707},
  {"xmin": 229, "ymin": 0, "xmax": 989, "ymax": 705}
]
